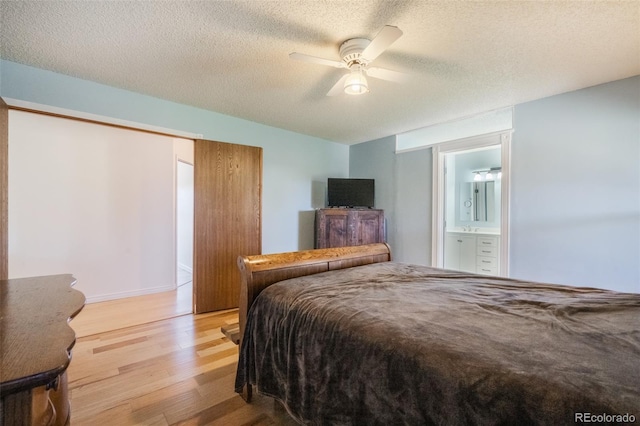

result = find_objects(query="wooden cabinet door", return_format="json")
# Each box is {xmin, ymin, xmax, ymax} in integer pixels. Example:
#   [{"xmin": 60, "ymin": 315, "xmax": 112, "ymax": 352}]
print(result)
[
  {"xmin": 316, "ymin": 209, "xmax": 349, "ymax": 248},
  {"xmin": 193, "ymin": 140, "xmax": 262, "ymax": 313},
  {"xmin": 352, "ymin": 210, "xmax": 384, "ymax": 245}
]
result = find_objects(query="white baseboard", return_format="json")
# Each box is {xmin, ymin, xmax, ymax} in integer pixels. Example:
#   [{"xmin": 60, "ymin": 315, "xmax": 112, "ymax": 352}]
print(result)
[
  {"xmin": 178, "ymin": 263, "xmax": 193, "ymax": 274},
  {"xmin": 84, "ymin": 284, "xmax": 175, "ymax": 304}
]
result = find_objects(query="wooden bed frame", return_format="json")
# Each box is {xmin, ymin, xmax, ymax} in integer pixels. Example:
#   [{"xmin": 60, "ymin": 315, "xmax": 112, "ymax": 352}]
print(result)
[{"xmin": 236, "ymin": 243, "xmax": 392, "ymax": 400}]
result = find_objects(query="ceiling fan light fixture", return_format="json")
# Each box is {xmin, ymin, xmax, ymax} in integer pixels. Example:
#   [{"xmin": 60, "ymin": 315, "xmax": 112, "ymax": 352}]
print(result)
[
  {"xmin": 344, "ymin": 68, "xmax": 369, "ymax": 95},
  {"xmin": 290, "ymin": 25, "xmax": 404, "ymax": 97}
]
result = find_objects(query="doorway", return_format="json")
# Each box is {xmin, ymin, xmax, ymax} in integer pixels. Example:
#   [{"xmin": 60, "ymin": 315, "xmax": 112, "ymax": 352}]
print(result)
[
  {"xmin": 432, "ymin": 132, "xmax": 511, "ymax": 276},
  {"xmin": 176, "ymin": 160, "xmax": 194, "ymax": 311}
]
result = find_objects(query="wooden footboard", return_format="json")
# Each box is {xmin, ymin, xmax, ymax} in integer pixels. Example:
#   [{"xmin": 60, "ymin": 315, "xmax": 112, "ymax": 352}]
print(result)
[{"xmin": 237, "ymin": 243, "xmax": 391, "ymax": 348}]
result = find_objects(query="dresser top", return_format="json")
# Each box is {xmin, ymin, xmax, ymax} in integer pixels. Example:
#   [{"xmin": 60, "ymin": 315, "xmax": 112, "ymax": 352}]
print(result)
[{"xmin": 0, "ymin": 274, "xmax": 85, "ymax": 394}]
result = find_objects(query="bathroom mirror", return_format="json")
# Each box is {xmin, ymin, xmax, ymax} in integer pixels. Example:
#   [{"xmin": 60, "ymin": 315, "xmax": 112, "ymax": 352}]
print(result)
[{"xmin": 459, "ymin": 181, "xmax": 495, "ymax": 222}]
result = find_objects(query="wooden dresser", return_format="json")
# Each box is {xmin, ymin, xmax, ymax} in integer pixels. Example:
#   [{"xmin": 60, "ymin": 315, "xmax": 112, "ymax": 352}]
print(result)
[
  {"xmin": 315, "ymin": 208, "xmax": 385, "ymax": 249},
  {"xmin": 0, "ymin": 275, "xmax": 85, "ymax": 426}
]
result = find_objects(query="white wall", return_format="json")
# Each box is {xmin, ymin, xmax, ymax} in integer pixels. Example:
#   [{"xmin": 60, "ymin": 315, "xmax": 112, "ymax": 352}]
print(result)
[
  {"xmin": 174, "ymin": 138, "xmax": 194, "ymax": 274},
  {"xmin": 174, "ymin": 138, "xmax": 194, "ymax": 163},
  {"xmin": 9, "ymin": 110, "xmax": 176, "ymax": 301}
]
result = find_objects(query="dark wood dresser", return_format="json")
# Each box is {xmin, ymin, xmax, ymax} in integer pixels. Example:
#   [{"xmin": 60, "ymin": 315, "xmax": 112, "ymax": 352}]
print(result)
[
  {"xmin": 315, "ymin": 208, "xmax": 385, "ymax": 249},
  {"xmin": 0, "ymin": 274, "xmax": 85, "ymax": 426}
]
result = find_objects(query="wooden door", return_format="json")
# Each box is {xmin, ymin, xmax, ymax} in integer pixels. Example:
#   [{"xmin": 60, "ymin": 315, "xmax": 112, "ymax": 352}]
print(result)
[
  {"xmin": 193, "ymin": 140, "xmax": 262, "ymax": 313},
  {"xmin": 0, "ymin": 98, "xmax": 7, "ymax": 280}
]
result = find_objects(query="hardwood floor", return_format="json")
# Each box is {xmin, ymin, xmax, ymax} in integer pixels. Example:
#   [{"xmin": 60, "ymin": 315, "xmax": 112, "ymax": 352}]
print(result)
[
  {"xmin": 72, "ymin": 274, "xmax": 193, "ymax": 338},
  {"xmin": 67, "ymin": 290, "xmax": 299, "ymax": 425}
]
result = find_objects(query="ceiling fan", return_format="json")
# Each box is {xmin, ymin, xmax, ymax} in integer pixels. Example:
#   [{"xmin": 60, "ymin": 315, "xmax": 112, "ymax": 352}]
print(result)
[{"xmin": 289, "ymin": 25, "xmax": 406, "ymax": 96}]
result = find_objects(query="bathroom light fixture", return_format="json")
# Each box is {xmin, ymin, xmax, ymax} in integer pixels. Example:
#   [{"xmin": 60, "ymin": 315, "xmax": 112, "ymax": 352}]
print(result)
[
  {"xmin": 472, "ymin": 167, "xmax": 502, "ymax": 181},
  {"xmin": 344, "ymin": 66, "xmax": 369, "ymax": 95}
]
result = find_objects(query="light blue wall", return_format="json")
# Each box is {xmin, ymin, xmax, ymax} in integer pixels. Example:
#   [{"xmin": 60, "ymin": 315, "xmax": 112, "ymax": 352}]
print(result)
[
  {"xmin": 510, "ymin": 76, "xmax": 639, "ymax": 292},
  {"xmin": 349, "ymin": 135, "xmax": 397, "ymax": 248},
  {"xmin": 349, "ymin": 136, "xmax": 397, "ymax": 205},
  {"xmin": 351, "ymin": 76, "xmax": 640, "ymax": 293},
  {"xmin": 0, "ymin": 60, "xmax": 349, "ymax": 253},
  {"xmin": 394, "ymin": 148, "xmax": 432, "ymax": 265},
  {"xmin": 349, "ymin": 136, "xmax": 432, "ymax": 264}
]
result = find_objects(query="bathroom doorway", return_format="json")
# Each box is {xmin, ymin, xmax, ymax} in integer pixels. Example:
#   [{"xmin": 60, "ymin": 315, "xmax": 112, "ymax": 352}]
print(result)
[{"xmin": 432, "ymin": 132, "xmax": 511, "ymax": 276}]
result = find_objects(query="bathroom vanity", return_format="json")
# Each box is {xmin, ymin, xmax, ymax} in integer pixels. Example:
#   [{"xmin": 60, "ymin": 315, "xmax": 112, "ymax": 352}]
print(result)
[{"xmin": 444, "ymin": 230, "xmax": 500, "ymax": 276}]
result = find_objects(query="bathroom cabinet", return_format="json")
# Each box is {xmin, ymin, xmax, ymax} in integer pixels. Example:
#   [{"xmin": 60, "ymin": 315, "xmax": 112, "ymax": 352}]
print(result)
[
  {"xmin": 444, "ymin": 234, "xmax": 476, "ymax": 272},
  {"xmin": 444, "ymin": 232, "xmax": 500, "ymax": 276}
]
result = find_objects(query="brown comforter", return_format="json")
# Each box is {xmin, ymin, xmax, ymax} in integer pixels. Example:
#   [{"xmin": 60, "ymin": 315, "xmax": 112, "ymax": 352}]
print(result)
[{"xmin": 235, "ymin": 262, "xmax": 640, "ymax": 425}]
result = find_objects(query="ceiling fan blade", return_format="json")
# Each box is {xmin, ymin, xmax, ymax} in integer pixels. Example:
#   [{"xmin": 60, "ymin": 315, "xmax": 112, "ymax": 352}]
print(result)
[
  {"xmin": 361, "ymin": 25, "xmax": 403, "ymax": 62},
  {"xmin": 366, "ymin": 67, "xmax": 408, "ymax": 83},
  {"xmin": 326, "ymin": 74, "xmax": 349, "ymax": 96},
  {"xmin": 289, "ymin": 52, "xmax": 346, "ymax": 69}
]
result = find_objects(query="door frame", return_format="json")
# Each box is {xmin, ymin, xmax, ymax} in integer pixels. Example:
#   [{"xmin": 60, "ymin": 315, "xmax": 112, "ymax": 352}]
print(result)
[
  {"xmin": 431, "ymin": 131, "xmax": 511, "ymax": 276},
  {"xmin": 0, "ymin": 97, "xmax": 7, "ymax": 280}
]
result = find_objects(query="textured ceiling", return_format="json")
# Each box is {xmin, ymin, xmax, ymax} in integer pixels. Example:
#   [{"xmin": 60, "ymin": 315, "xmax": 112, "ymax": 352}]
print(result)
[{"xmin": 1, "ymin": 1, "xmax": 639, "ymax": 144}]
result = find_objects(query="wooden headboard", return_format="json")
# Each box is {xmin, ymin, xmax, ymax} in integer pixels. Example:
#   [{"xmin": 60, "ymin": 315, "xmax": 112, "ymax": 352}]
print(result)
[{"xmin": 236, "ymin": 243, "xmax": 391, "ymax": 345}]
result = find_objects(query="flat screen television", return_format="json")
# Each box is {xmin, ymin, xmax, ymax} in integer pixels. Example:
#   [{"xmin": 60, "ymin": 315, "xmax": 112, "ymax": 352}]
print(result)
[{"xmin": 327, "ymin": 178, "xmax": 375, "ymax": 208}]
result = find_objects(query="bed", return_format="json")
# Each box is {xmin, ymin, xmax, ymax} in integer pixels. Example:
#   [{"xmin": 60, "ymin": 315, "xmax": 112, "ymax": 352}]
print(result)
[{"xmin": 235, "ymin": 243, "xmax": 640, "ymax": 425}]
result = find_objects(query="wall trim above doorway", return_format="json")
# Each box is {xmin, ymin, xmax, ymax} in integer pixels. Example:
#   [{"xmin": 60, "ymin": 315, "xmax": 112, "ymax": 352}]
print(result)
[
  {"xmin": 3, "ymin": 97, "xmax": 203, "ymax": 140},
  {"xmin": 396, "ymin": 107, "xmax": 513, "ymax": 153}
]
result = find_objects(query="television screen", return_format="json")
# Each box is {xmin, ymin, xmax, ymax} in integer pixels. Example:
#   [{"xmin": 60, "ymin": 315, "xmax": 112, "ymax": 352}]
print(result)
[{"xmin": 327, "ymin": 178, "xmax": 375, "ymax": 208}]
